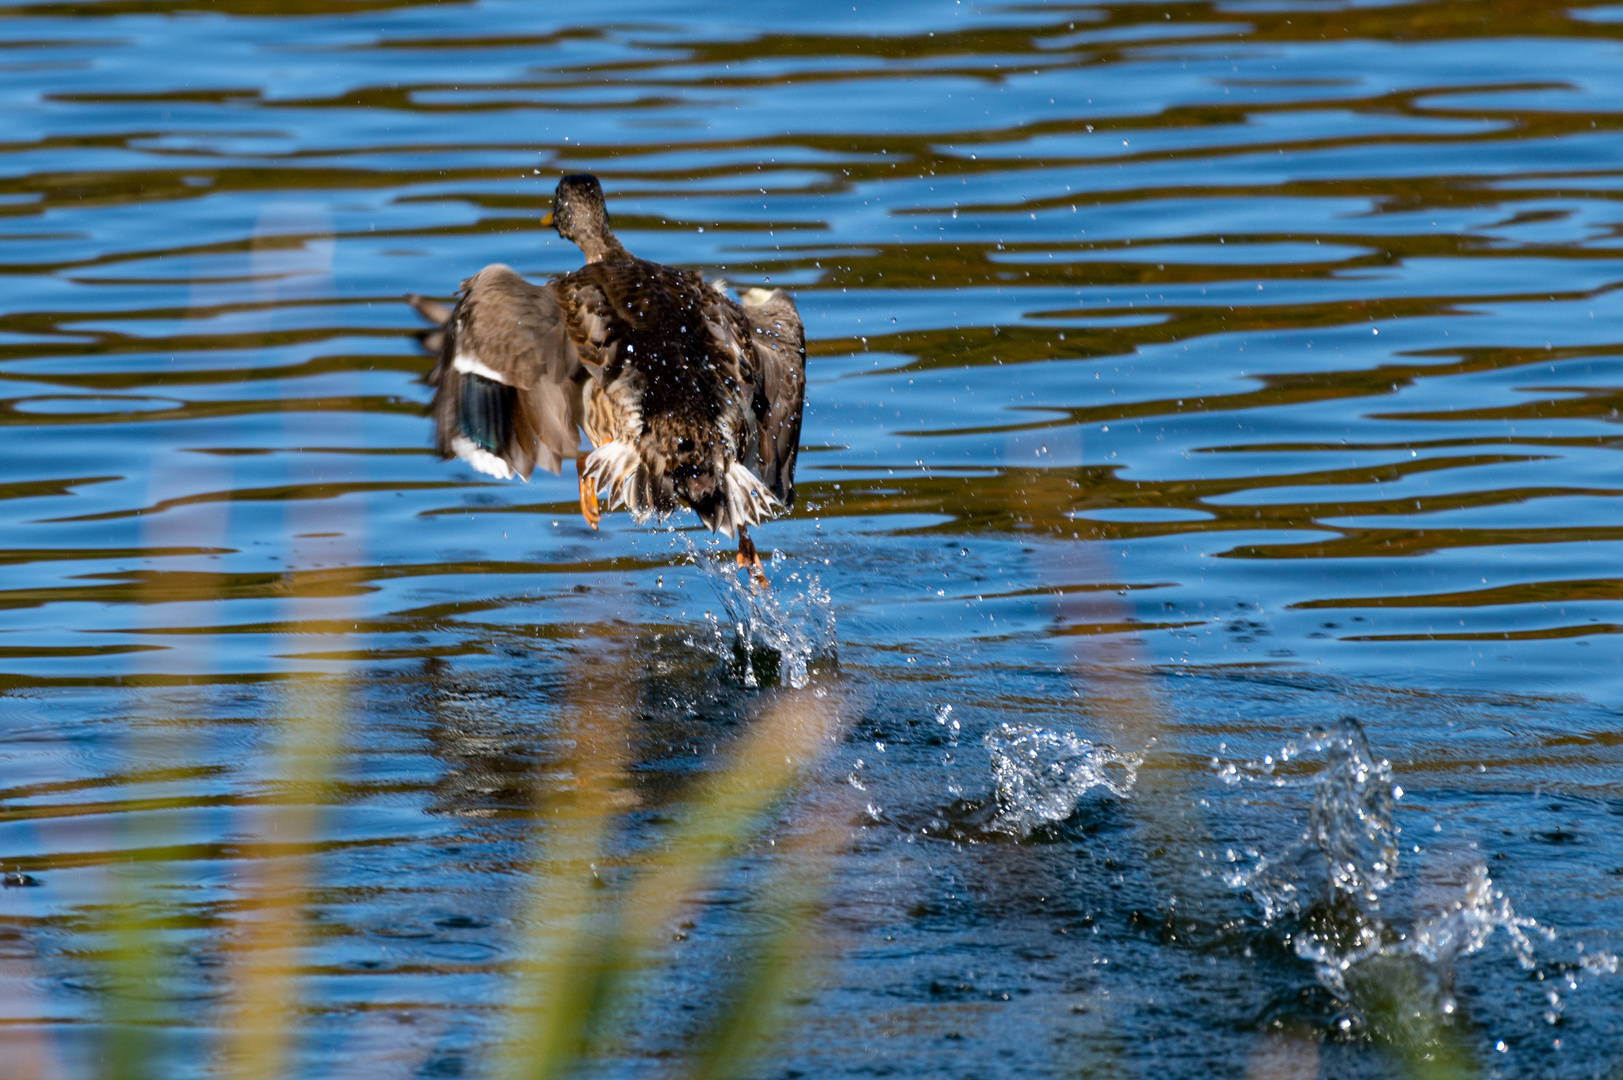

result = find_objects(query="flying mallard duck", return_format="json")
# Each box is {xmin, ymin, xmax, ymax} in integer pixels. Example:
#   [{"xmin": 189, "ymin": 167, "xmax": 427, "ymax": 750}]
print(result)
[{"xmin": 406, "ymin": 174, "xmax": 806, "ymax": 584}]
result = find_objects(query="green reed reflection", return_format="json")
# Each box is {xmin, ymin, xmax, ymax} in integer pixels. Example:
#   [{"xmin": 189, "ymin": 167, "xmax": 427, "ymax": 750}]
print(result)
[{"xmin": 498, "ymin": 632, "xmax": 846, "ymax": 1080}]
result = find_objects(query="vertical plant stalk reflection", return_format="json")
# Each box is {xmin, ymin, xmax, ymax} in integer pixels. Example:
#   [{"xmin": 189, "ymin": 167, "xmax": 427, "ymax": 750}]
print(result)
[
  {"xmin": 218, "ymin": 674, "xmax": 349, "ymax": 1080},
  {"xmin": 102, "ymin": 347, "xmax": 239, "ymax": 1079},
  {"xmin": 215, "ymin": 206, "xmax": 350, "ymax": 1080},
  {"xmin": 500, "ymin": 633, "xmax": 639, "ymax": 1077},
  {"xmin": 500, "ymin": 636, "xmax": 847, "ymax": 1080},
  {"xmin": 687, "ymin": 792, "xmax": 851, "ymax": 1080}
]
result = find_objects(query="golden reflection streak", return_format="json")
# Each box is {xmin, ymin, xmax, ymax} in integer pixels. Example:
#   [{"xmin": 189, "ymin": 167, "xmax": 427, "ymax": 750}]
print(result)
[
  {"xmin": 217, "ymin": 673, "xmax": 349, "ymax": 1080},
  {"xmin": 215, "ymin": 202, "xmax": 352, "ymax": 1080},
  {"xmin": 96, "ymin": 394, "xmax": 237, "ymax": 1077},
  {"xmin": 686, "ymin": 776, "xmax": 857, "ymax": 1080},
  {"xmin": 0, "ymin": 970, "xmax": 55, "ymax": 1079},
  {"xmin": 1026, "ymin": 425, "xmax": 1216, "ymax": 1055},
  {"xmin": 608, "ymin": 686, "xmax": 846, "ymax": 1010}
]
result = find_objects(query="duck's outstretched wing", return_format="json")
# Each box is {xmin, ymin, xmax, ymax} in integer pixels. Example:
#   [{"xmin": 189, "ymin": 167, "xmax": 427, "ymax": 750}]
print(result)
[
  {"xmin": 739, "ymin": 287, "xmax": 807, "ymax": 507},
  {"xmin": 427, "ymin": 264, "xmax": 585, "ymax": 479}
]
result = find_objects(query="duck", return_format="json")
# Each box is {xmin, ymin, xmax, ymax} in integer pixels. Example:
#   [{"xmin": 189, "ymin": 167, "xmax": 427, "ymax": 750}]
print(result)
[{"xmin": 406, "ymin": 174, "xmax": 806, "ymax": 585}]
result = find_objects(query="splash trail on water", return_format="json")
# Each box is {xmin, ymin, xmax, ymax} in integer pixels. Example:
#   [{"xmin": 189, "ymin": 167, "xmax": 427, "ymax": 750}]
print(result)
[
  {"xmin": 983, "ymin": 723, "xmax": 1139, "ymax": 837},
  {"xmin": 676, "ymin": 530, "xmax": 836, "ymax": 689},
  {"xmin": 1223, "ymin": 717, "xmax": 1616, "ymax": 1032}
]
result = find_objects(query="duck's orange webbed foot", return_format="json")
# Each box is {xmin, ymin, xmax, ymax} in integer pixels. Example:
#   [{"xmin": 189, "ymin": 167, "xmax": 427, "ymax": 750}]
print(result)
[
  {"xmin": 576, "ymin": 457, "xmax": 601, "ymax": 530},
  {"xmin": 736, "ymin": 527, "xmax": 769, "ymax": 590}
]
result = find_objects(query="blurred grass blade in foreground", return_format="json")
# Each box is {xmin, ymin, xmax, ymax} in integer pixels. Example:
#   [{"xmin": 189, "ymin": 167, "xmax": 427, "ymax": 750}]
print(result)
[
  {"xmin": 501, "ymin": 664, "xmax": 846, "ymax": 1080},
  {"xmin": 217, "ymin": 675, "xmax": 349, "ymax": 1080}
]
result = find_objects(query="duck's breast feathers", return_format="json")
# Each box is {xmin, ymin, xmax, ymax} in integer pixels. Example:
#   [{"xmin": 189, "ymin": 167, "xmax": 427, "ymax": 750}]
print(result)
[
  {"xmin": 429, "ymin": 263, "xmax": 587, "ymax": 479},
  {"xmin": 737, "ymin": 287, "xmax": 807, "ymax": 508}
]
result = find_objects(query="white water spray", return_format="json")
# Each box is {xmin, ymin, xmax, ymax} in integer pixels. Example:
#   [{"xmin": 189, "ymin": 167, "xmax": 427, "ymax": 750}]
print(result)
[
  {"xmin": 983, "ymin": 723, "xmax": 1139, "ymax": 836},
  {"xmin": 677, "ymin": 532, "xmax": 836, "ymax": 689},
  {"xmin": 1224, "ymin": 717, "xmax": 1615, "ymax": 1020}
]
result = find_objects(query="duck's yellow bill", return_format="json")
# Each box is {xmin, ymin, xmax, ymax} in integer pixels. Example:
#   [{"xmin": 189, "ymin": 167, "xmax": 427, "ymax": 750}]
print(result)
[{"xmin": 540, "ymin": 211, "xmax": 554, "ymax": 226}]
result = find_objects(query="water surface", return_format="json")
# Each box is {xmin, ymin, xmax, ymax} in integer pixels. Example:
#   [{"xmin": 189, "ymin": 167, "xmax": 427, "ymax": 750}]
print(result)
[{"xmin": 2, "ymin": 2, "xmax": 1623, "ymax": 1077}]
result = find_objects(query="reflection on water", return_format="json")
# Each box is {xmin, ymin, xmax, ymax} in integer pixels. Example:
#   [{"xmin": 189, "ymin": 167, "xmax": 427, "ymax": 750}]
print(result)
[{"xmin": 1, "ymin": 0, "xmax": 1623, "ymax": 1076}]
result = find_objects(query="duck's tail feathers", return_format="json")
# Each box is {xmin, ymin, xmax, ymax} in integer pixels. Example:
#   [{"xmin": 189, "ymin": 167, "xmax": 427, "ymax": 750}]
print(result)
[
  {"xmin": 716, "ymin": 462, "xmax": 782, "ymax": 539},
  {"xmin": 416, "ymin": 328, "xmax": 446, "ymax": 357},
  {"xmin": 580, "ymin": 449, "xmax": 781, "ymax": 536},
  {"xmin": 407, "ymin": 293, "xmax": 454, "ymax": 326},
  {"xmin": 406, "ymin": 294, "xmax": 453, "ymax": 359},
  {"xmin": 582, "ymin": 440, "xmax": 656, "ymax": 523}
]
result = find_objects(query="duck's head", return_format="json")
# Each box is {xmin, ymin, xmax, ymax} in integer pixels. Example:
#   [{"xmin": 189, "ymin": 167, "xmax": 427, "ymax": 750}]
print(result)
[{"xmin": 542, "ymin": 174, "xmax": 625, "ymax": 262}]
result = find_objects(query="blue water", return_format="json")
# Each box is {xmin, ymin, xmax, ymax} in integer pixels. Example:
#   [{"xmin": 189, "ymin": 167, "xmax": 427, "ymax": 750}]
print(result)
[{"xmin": 1, "ymin": 2, "xmax": 1623, "ymax": 1076}]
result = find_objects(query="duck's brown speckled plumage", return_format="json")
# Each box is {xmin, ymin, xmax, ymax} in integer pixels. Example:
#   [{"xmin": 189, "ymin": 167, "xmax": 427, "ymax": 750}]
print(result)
[{"xmin": 407, "ymin": 174, "xmax": 805, "ymax": 569}]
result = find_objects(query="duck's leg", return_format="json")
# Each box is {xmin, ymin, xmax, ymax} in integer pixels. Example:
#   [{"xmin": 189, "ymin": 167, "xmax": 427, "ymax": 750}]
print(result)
[
  {"xmin": 736, "ymin": 526, "xmax": 769, "ymax": 590},
  {"xmin": 577, "ymin": 456, "xmax": 601, "ymax": 530}
]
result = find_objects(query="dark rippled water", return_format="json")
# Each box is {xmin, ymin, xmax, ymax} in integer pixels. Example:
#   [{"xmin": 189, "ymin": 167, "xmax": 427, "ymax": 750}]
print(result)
[{"xmin": 3, "ymin": 2, "xmax": 1623, "ymax": 1077}]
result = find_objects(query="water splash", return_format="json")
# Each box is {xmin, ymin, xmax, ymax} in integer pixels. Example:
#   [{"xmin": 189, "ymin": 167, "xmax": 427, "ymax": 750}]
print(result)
[
  {"xmin": 1223, "ymin": 717, "xmax": 1611, "ymax": 1023},
  {"xmin": 1307, "ymin": 722, "xmax": 1399, "ymax": 905},
  {"xmin": 679, "ymin": 533, "xmax": 836, "ymax": 689},
  {"xmin": 983, "ymin": 723, "xmax": 1139, "ymax": 837},
  {"xmin": 1241, "ymin": 718, "xmax": 1399, "ymax": 927}
]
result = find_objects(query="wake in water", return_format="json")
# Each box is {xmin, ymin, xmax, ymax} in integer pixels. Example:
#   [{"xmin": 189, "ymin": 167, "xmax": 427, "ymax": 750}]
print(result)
[
  {"xmin": 676, "ymin": 532, "xmax": 836, "ymax": 689},
  {"xmin": 1222, "ymin": 717, "xmax": 1615, "ymax": 1031}
]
